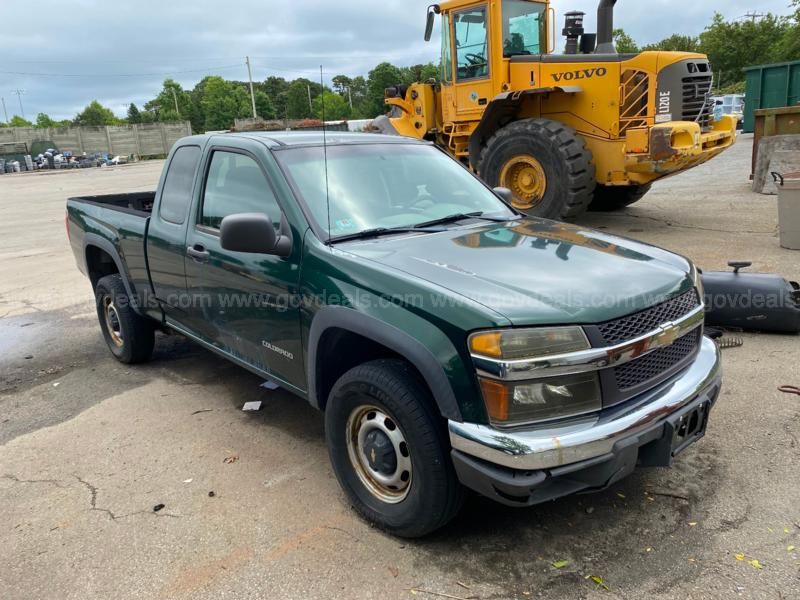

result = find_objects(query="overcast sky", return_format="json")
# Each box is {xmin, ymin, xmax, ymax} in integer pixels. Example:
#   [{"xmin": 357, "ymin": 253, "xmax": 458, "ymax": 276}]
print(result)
[{"xmin": 0, "ymin": 0, "xmax": 794, "ymax": 121}]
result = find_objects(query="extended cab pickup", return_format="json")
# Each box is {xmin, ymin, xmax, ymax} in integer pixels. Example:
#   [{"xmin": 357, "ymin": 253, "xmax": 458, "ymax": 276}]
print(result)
[{"xmin": 67, "ymin": 132, "xmax": 721, "ymax": 537}]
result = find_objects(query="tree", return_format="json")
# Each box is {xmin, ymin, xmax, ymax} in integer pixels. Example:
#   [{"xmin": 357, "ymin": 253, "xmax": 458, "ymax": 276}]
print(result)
[
  {"xmin": 127, "ymin": 103, "xmax": 142, "ymax": 124},
  {"xmin": 35, "ymin": 113, "xmax": 57, "ymax": 128},
  {"xmin": 200, "ymin": 76, "xmax": 251, "ymax": 130},
  {"xmin": 399, "ymin": 63, "xmax": 439, "ymax": 86},
  {"xmin": 312, "ymin": 91, "xmax": 351, "ymax": 121},
  {"xmin": 366, "ymin": 62, "xmax": 403, "ymax": 117},
  {"xmin": 254, "ymin": 91, "xmax": 276, "ymax": 120},
  {"xmin": 144, "ymin": 79, "xmax": 192, "ymax": 122},
  {"xmin": 643, "ymin": 34, "xmax": 700, "ymax": 53},
  {"xmin": 285, "ymin": 79, "xmax": 315, "ymax": 119},
  {"xmin": 74, "ymin": 100, "xmax": 118, "ymax": 126},
  {"xmin": 331, "ymin": 75, "xmax": 352, "ymax": 96},
  {"xmin": 699, "ymin": 12, "xmax": 794, "ymax": 88},
  {"xmin": 263, "ymin": 76, "xmax": 290, "ymax": 119},
  {"xmin": 613, "ymin": 29, "xmax": 639, "ymax": 54},
  {"xmin": 9, "ymin": 115, "xmax": 32, "ymax": 127}
]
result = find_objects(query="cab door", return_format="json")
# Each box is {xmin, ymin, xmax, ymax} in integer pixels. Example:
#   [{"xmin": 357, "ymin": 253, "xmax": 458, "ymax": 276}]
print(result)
[
  {"xmin": 181, "ymin": 140, "xmax": 304, "ymax": 390},
  {"xmin": 452, "ymin": 4, "xmax": 494, "ymax": 121}
]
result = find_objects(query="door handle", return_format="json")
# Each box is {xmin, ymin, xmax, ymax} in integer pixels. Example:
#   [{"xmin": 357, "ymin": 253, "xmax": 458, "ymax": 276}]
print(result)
[{"xmin": 187, "ymin": 244, "xmax": 210, "ymax": 262}]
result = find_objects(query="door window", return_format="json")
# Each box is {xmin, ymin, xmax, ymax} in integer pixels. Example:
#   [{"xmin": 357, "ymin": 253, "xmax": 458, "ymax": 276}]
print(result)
[
  {"xmin": 454, "ymin": 6, "xmax": 489, "ymax": 81},
  {"xmin": 200, "ymin": 151, "xmax": 281, "ymax": 230},
  {"xmin": 159, "ymin": 145, "xmax": 201, "ymax": 224},
  {"xmin": 441, "ymin": 13, "xmax": 453, "ymax": 83},
  {"xmin": 502, "ymin": 0, "xmax": 545, "ymax": 57}
]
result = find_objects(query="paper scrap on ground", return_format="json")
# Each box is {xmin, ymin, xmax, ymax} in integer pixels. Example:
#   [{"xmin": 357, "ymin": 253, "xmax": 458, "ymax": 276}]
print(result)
[
  {"xmin": 243, "ymin": 401, "xmax": 262, "ymax": 411},
  {"xmin": 260, "ymin": 380, "xmax": 279, "ymax": 390}
]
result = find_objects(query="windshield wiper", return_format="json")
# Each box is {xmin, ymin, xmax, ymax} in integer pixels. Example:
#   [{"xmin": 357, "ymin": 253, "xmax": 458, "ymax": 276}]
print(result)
[
  {"xmin": 412, "ymin": 211, "xmax": 513, "ymax": 229},
  {"xmin": 328, "ymin": 226, "xmax": 443, "ymax": 245}
]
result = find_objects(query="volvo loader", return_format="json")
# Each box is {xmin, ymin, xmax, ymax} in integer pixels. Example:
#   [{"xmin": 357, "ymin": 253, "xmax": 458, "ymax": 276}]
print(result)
[{"xmin": 372, "ymin": 0, "xmax": 737, "ymax": 219}]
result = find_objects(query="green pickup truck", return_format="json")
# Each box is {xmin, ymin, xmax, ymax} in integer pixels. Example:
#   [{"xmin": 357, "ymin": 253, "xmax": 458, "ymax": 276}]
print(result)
[{"xmin": 67, "ymin": 132, "xmax": 721, "ymax": 537}]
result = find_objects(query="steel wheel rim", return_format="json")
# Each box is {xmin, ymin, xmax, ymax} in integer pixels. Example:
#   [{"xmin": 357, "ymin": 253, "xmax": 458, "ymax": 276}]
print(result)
[
  {"xmin": 499, "ymin": 155, "xmax": 547, "ymax": 210},
  {"xmin": 103, "ymin": 297, "xmax": 124, "ymax": 347},
  {"xmin": 345, "ymin": 405, "xmax": 412, "ymax": 504}
]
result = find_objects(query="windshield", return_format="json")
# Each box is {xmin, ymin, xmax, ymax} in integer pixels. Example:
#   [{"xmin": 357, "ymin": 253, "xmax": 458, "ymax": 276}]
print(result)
[{"xmin": 275, "ymin": 143, "xmax": 515, "ymax": 241}]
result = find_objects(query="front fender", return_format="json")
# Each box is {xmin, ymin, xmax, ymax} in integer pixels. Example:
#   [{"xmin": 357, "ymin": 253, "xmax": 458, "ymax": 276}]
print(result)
[{"xmin": 307, "ymin": 305, "xmax": 473, "ymax": 422}]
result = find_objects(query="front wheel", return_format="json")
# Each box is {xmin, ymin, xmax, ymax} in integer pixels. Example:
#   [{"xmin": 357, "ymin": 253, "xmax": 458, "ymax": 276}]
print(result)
[
  {"xmin": 325, "ymin": 359, "xmax": 462, "ymax": 538},
  {"xmin": 479, "ymin": 118, "xmax": 596, "ymax": 220}
]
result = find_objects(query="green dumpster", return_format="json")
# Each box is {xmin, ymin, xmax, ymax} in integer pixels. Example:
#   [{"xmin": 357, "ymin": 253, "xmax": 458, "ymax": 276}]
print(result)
[{"xmin": 743, "ymin": 60, "xmax": 800, "ymax": 133}]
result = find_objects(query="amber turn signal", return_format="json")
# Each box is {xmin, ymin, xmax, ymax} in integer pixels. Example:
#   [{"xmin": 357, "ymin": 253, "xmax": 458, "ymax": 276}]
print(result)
[{"xmin": 479, "ymin": 377, "xmax": 509, "ymax": 422}]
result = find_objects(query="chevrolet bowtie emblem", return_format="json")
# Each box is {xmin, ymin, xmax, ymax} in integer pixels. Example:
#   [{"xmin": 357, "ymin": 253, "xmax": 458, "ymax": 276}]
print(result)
[{"xmin": 658, "ymin": 323, "xmax": 681, "ymax": 346}]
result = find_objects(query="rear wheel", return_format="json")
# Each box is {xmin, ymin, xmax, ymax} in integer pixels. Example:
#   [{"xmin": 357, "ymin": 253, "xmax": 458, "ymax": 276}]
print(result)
[
  {"xmin": 479, "ymin": 118, "xmax": 595, "ymax": 220},
  {"xmin": 325, "ymin": 359, "xmax": 462, "ymax": 538},
  {"xmin": 95, "ymin": 274, "xmax": 155, "ymax": 364},
  {"xmin": 588, "ymin": 183, "xmax": 652, "ymax": 211}
]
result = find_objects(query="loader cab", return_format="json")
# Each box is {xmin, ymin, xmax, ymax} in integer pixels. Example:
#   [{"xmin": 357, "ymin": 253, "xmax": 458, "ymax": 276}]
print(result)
[{"xmin": 431, "ymin": 0, "xmax": 551, "ymax": 124}]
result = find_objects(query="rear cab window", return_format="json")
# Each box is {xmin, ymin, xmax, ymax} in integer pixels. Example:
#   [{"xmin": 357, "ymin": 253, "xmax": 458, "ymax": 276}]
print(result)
[
  {"xmin": 159, "ymin": 145, "xmax": 201, "ymax": 224},
  {"xmin": 198, "ymin": 150, "xmax": 282, "ymax": 231}
]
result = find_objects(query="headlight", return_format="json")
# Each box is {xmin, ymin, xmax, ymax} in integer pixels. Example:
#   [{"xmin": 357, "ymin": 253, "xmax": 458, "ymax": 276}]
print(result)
[
  {"xmin": 479, "ymin": 372, "xmax": 601, "ymax": 425},
  {"xmin": 469, "ymin": 326, "xmax": 589, "ymax": 361},
  {"xmin": 689, "ymin": 262, "xmax": 705, "ymax": 302},
  {"xmin": 470, "ymin": 327, "xmax": 599, "ymax": 426}
]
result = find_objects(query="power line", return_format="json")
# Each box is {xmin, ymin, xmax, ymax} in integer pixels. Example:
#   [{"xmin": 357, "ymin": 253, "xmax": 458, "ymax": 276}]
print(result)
[
  {"xmin": 13, "ymin": 89, "xmax": 25, "ymax": 119},
  {"xmin": 0, "ymin": 64, "xmax": 244, "ymax": 78}
]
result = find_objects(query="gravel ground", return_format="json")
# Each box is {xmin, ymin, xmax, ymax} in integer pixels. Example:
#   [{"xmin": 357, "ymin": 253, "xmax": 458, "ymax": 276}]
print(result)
[{"xmin": 1, "ymin": 135, "xmax": 798, "ymax": 599}]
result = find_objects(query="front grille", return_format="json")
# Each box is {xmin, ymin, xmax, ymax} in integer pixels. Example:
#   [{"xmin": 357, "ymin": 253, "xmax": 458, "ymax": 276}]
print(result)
[
  {"xmin": 597, "ymin": 289, "xmax": 700, "ymax": 346},
  {"xmin": 614, "ymin": 330, "xmax": 701, "ymax": 390},
  {"xmin": 682, "ymin": 74, "xmax": 714, "ymax": 130}
]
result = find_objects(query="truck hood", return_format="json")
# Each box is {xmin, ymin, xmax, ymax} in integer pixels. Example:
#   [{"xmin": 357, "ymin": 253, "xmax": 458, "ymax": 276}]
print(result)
[{"xmin": 342, "ymin": 219, "xmax": 694, "ymax": 326}]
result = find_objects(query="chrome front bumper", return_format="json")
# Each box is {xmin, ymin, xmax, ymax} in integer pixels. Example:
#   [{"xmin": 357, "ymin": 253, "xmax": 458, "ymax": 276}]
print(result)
[{"xmin": 449, "ymin": 336, "xmax": 721, "ymax": 471}]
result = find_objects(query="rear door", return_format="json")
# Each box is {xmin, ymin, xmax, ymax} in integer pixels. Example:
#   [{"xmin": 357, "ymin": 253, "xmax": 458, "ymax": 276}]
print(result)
[
  {"xmin": 181, "ymin": 139, "xmax": 304, "ymax": 389},
  {"xmin": 146, "ymin": 142, "xmax": 203, "ymax": 320}
]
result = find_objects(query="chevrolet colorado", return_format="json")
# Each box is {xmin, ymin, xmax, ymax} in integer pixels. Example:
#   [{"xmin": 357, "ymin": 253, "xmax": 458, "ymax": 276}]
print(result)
[{"xmin": 67, "ymin": 132, "xmax": 721, "ymax": 537}]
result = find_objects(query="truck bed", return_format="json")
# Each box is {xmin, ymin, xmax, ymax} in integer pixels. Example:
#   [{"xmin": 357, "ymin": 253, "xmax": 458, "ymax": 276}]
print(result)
[{"xmin": 69, "ymin": 191, "xmax": 156, "ymax": 216}]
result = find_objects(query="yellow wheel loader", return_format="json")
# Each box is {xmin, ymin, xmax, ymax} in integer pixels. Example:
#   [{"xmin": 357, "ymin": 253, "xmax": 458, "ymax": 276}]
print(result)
[{"xmin": 371, "ymin": 0, "xmax": 737, "ymax": 220}]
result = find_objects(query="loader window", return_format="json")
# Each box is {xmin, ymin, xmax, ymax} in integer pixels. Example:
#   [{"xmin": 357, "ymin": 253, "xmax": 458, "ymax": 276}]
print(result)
[
  {"xmin": 502, "ymin": 0, "xmax": 546, "ymax": 57},
  {"xmin": 454, "ymin": 7, "xmax": 489, "ymax": 80},
  {"xmin": 441, "ymin": 13, "xmax": 453, "ymax": 83}
]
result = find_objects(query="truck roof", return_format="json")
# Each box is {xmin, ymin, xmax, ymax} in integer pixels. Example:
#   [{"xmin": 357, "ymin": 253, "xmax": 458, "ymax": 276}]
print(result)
[{"xmin": 203, "ymin": 131, "xmax": 426, "ymax": 148}]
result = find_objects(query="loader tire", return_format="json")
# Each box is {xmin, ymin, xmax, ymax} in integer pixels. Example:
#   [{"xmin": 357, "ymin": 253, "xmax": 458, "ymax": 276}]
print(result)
[
  {"xmin": 478, "ymin": 118, "xmax": 596, "ymax": 220},
  {"xmin": 588, "ymin": 183, "xmax": 652, "ymax": 212}
]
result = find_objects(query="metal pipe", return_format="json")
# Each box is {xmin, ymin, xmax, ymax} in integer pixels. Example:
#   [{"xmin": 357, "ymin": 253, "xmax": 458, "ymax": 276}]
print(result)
[{"xmin": 595, "ymin": 0, "xmax": 617, "ymax": 54}]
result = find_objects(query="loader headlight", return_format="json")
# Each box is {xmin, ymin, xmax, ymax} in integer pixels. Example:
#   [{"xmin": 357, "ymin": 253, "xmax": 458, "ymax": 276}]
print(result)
[{"xmin": 478, "ymin": 372, "xmax": 601, "ymax": 425}]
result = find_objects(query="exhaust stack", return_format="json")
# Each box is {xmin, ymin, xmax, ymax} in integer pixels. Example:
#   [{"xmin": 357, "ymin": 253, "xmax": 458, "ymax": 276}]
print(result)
[{"xmin": 595, "ymin": 0, "xmax": 617, "ymax": 54}]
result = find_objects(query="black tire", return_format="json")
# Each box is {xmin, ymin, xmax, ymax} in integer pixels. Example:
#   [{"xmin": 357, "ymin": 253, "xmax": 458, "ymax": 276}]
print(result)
[
  {"xmin": 95, "ymin": 274, "xmax": 155, "ymax": 364},
  {"xmin": 325, "ymin": 359, "xmax": 463, "ymax": 538},
  {"xmin": 478, "ymin": 118, "xmax": 596, "ymax": 220},
  {"xmin": 588, "ymin": 183, "xmax": 652, "ymax": 212}
]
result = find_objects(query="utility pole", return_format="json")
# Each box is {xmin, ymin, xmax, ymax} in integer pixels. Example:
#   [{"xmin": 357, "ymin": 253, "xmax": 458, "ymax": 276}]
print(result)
[
  {"xmin": 347, "ymin": 87, "xmax": 353, "ymax": 110},
  {"xmin": 13, "ymin": 89, "xmax": 25, "ymax": 120},
  {"xmin": 245, "ymin": 56, "xmax": 257, "ymax": 119},
  {"xmin": 307, "ymin": 84, "xmax": 313, "ymax": 115},
  {"xmin": 171, "ymin": 88, "xmax": 180, "ymax": 118},
  {"xmin": 1, "ymin": 97, "xmax": 8, "ymax": 124},
  {"xmin": 743, "ymin": 11, "xmax": 765, "ymax": 23}
]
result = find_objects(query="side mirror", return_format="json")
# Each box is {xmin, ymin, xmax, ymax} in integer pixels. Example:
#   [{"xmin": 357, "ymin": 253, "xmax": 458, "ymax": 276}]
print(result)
[
  {"xmin": 424, "ymin": 5, "xmax": 439, "ymax": 42},
  {"xmin": 220, "ymin": 213, "xmax": 289, "ymax": 256},
  {"xmin": 493, "ymin": 187, "xmax": 514, "ymax": 204}
]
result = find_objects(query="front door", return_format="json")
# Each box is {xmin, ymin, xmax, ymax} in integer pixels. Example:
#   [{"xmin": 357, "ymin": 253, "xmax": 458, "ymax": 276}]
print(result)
[
  {"xmin": 182, "ymin": 144, "xmax": 304, "ymax": 389},
  {"xmin": 452, "ymin": 4, "xmax": 494, "ymax": 121}
]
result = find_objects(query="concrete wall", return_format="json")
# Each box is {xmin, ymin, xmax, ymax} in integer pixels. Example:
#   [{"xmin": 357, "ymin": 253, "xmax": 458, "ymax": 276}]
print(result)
[{"xmin": 0, "ymin": 122, "xmax": 192, "ymax": 156}]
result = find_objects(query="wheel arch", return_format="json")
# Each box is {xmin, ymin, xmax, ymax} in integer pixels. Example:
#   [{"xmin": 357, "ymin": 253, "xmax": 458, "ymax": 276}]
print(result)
[
  {"xmin": 83, "ymin": 234, "xmax": 143, "ymax": 315},
  {"xmin": 468, "ymin": 87, "xmax": 582, "ymax": 170},
  {"xmin": 307, "ymin": 306, "xmax": 463, "ymax": 422}
]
